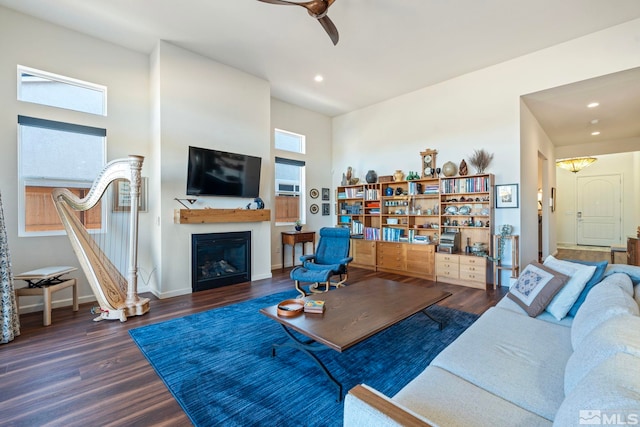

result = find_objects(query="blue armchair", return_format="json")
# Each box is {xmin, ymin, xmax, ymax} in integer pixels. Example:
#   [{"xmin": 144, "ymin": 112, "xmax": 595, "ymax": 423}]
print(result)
[{"xmin": 300, "ymin": 227, "xmax": 353, "ymax": 289}]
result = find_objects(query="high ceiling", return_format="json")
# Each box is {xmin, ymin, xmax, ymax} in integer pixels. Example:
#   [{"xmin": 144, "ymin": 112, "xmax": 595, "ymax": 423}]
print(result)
[
  {"xmin": 522, "ymin": 67, "xmax": 640, "ymax": 148},
  {"xmin": 2, "ymin": 0, "xmax": 640, "ymax": 150}
]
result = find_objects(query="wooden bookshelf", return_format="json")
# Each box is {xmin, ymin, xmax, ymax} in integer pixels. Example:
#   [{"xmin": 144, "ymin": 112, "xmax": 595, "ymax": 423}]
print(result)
[{"xmin": 174, "ymin": 209, "xmax": 271, "ymax": 224}]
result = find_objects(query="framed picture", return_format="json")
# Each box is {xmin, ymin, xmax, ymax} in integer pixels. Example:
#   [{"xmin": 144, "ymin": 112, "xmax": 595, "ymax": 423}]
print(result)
[
  {"xmin": 113, "ymin": 177, "xmax": 148, "ymax": 212},
  {"xmin": 310, "ymin": 203, "xmax": 319, "ymax": 214},
  {"xmin": 550, "ymin": 187, "xmax": 556, "ymax": 212},
  {"xmin": 321, "ymin": 187, "xmax": 330, "ymax": 201},
  {"xmin": 495, "ymin": 183, "xmax": 518, "ymax": 209},
  {"xmin": 322, "ymin": 203, "xmax": 330, "ymax": 216},
  {"xmin": 309, "ymin": 188, "xmax": 319, "ymax": 199}
]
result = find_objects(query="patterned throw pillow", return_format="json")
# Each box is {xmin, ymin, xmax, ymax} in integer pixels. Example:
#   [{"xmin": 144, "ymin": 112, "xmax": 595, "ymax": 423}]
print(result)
[{"xmin": 508, "ymin": 262, "xmax": 570, "ymax": 317}]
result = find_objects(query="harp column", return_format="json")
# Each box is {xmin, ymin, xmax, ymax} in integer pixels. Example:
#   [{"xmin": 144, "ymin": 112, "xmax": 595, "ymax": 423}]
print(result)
[{"xmin": 126, "ymin": 155, "xmax": 144, "ymax": 307}]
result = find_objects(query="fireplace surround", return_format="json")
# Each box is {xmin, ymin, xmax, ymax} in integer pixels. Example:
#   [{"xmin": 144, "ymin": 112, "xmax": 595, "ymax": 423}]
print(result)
[{"xmin": 191, "ymin": 231, "xmax": 251, "ymax": 292}]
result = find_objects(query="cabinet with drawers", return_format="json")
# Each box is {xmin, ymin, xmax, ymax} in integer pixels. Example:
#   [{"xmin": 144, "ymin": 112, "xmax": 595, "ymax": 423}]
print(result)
[
  {"xmin": 436, "ymin": 253, "xmax": 487, "ymax": 289},
  {"xmin": 350, "ymin": 239, "xmax": 377, "ymax": 270},
  {"xmin": 377, "ymin": 241, "xmax": 435, "ymax": 280}
]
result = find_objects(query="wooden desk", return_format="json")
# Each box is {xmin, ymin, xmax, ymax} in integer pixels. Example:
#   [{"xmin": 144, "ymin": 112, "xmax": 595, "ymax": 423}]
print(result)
[{"xmin": 281, "ymin": 231, "xmax": 316, "ymax": 270}]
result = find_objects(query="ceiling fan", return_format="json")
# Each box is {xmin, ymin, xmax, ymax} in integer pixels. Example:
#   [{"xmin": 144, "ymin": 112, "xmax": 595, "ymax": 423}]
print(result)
[{"xmin": 257, "ymin": 0, "xmax": 339, "ymax": 45}]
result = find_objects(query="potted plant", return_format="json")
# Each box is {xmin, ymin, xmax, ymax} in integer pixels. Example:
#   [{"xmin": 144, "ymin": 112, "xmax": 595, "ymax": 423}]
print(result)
[{"xmin": 294, "ymin": 219, "xmax": 302, "ymax": 232}]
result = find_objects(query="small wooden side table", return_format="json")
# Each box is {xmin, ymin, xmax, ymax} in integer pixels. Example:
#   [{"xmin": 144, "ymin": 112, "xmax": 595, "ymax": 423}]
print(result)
[
  {"xmin": 493, "ymin": 234, "xmax": 520, "ymax": 288},
  {"xmin": 14, "ymin": 266, "xmax": 79, "ymax": 326},
  {"xmin": 281, "ymin": 231, "xmax": 316, "ymax": 270}
]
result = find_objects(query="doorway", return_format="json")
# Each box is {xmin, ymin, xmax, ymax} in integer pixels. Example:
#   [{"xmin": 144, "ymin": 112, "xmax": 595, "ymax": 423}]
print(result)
[{"xmin": 576, "ymin": 174, "xmax": 622, "ymax": 247}]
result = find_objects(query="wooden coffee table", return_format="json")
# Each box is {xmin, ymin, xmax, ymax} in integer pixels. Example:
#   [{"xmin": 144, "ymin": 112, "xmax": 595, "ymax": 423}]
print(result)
[{"xmin": 259, "ymin": 277, "xmax": 452, "ymax": 400}]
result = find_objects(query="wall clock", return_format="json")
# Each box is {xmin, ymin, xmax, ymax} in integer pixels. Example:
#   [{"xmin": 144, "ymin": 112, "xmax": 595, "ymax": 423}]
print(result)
[{"xmin": 420, "ymin": 149, "xmax": 438, "ymax": 178}]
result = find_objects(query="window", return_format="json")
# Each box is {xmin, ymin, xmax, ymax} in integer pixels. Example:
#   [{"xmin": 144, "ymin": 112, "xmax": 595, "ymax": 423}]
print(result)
[
  {"xmin": 274, "ymin": 128, "xmax": 305, "ymax": 154},
  {"xmin": 18, "ymin": 65, "xmax": 107, "ymax": 115},
  {"xmin": 18, "ymin": 116, "xmax": 106, "ymax": 236},
  {"xmin": 274, "ymin": 129, "xmax": 306, "ymax": 224},
  {"xmin": 275, "ymin": 157, "xmax": 305, "ymax": 224}
]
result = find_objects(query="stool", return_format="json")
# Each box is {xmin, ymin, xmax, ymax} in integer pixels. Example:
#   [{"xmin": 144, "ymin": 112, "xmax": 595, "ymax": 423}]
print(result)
[
  {"xmin": 14, "ymin": 266, "xmax": 79, "ymax": 326},
  {"xmin": 610, "ymin": 245, "xmax": 626, "ymax": 264},
  {"xmin": 290, "ymin": 266, "xmax": 332, "ymax": 298}
]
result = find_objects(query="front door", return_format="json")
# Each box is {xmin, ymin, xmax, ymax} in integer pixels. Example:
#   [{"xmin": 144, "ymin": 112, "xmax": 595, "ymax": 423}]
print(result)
[{"xmin": 576, "ymin": 174, "xmax": 622, "ymax": 247}]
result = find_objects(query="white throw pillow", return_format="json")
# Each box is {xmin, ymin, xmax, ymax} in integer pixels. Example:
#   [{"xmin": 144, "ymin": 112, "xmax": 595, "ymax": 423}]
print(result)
[{"xmin": 543, "ymin": 255, "xmax": 596, "ymax": 321}]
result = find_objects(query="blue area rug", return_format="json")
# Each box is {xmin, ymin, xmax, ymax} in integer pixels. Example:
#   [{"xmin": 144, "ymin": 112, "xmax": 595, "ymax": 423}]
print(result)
[{"xmin": 129, "ymin": 290, "xmax": 479, "ymax": 426}]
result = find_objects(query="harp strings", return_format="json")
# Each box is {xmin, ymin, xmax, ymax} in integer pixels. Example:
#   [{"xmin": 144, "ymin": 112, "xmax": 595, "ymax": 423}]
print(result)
[{"xmin": 90, "ymin": 181, "xmax": 131, "ymax": 295}]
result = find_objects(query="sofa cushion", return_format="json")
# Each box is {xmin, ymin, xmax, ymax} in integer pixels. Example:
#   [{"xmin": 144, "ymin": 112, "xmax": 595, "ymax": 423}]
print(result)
[
  {"xmin": 543, "ymin": 255, "xmax": 596, "ymax": 321},
  {"xmin": 635, "ymin": 282, "xmax": 640, "ymax": 307},
  {"xmin": 565, "ymin": 314, "xmax": 640, "ymax": 394},
  {"xmin": 571, "ymin": 273, "xmax": 639, "ymax": 350},
  {"xmin": 604, "ymin": 264, "xmax": 640, "ymax": 285},
  {"xmin": 554, "ymin": 353, "xmax": 640, "ymax": 427},
  {"xmin": 431, "ymin": 307, "xmax": 572, "ymax": 421},
  {"xmin": 496, "ymin": 293, "xmax": 573, "ymax": 327},
  {"xmin": 393, "ymin": 366, "xmax": 551, "ymax": 427},
  {"xmin": 507, "ymin": 262, "xmax": 569, "ymax": 317},
  {"xmin": 566, "ymin": 259, "xmax": 608, "ymax": 317}
]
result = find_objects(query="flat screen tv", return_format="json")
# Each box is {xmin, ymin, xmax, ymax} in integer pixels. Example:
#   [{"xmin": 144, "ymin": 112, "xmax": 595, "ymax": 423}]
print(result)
[{"xmin": 186, "ymin": 146, "xmax": 262, "ymax": 198}]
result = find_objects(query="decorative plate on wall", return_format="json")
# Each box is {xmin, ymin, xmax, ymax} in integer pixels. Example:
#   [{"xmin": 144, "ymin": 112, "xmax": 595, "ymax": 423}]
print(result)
[
  {"xmin": 310, "ymin": 188, "xmax": 319, "ymax": 199},
  {"xmin": 310, "ymin": 204, "xmax": 319, "ymax": 214}
]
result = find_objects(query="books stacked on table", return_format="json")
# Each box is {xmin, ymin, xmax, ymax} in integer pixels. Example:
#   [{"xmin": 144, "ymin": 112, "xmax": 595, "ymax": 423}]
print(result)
[{"xmin": 304, "ymin": 300, "xmax": 325, "ymax": 314}]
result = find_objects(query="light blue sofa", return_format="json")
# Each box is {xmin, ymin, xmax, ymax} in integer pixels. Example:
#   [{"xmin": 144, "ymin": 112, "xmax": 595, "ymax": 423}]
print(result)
[{"xmin": 344, "ymin": 267, "xmax": 640, "ymax": 426}]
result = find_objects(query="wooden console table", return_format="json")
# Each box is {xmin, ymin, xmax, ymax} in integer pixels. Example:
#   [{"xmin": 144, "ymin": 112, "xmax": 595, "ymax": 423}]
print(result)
[{"xmin": 281, "ymin": 231, "xmax": 315, "ymax": 270}]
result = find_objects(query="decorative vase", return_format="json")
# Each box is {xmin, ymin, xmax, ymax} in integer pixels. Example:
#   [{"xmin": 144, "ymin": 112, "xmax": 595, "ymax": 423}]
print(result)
[
  {"xmin": 385, "ymin": 187, "xmax": 394, "ymax": 196},
  {"xmin": 393, "ymin": 170, "xmax": 404, "ymax": 181},
  {"xmin": 442, "ymin": 161, "xmax": 457, "ymax": 177},
  {"xmin": 365, "ymin": 170, "xmax": 377, "ymax": 183},
  {"xmin": 459, "ymin": 159, "xmax": 468, "ymax": 176},
  {"xmin": 295, "ymin": 225, "xmax": 302, "ymax": 232}
]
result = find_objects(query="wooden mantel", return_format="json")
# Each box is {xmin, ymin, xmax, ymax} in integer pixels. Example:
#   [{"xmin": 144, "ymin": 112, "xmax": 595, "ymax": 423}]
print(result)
[{"xmin": 174, "ymin": 209, "xmax": 271, "ymax": 224}]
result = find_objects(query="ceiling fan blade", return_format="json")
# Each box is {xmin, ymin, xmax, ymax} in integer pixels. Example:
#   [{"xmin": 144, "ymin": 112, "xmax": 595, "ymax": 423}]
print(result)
[
  {"xmin": 318, "ymin": 15, "xmax": 339, "ymax": 45},
  {"xmin": 256, "ymin": 0, "xmax": 300, "ymax": 6}
]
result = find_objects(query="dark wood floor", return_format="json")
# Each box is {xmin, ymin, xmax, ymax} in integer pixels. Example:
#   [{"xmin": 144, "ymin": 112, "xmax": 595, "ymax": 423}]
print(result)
[{"xmin": 1, "ymin": 267, "xmax": 507, "ymax": 427}]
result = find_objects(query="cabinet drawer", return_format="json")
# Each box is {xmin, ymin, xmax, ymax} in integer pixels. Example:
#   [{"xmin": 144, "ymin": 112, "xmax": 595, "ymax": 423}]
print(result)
[
  {"xmin": 407, "ymin": 260, "xmax": 432, "ymax": 274},
  {"xmin": 435, "ymin": 253, "xmax": 459, "ymax": 264},
  {"xmin": 460, "ymin": 270, "xmax": 484, "ymax": 283},
  {"xmin": 460, "ymin": 256, "xmax": 486, "ymax": 267},
  {"xmin": 460, "ymin": 263, "xmax": 483, "ymax": 274},
  {"xmin": 406, "ymin": 247, "xmax": 433, "ymax": 262},
  {"xmin": 377, "ymin": 243, "xmax": 402, "ymax": 255},
  {"xmin": 378, "ymin": 258, "xmax": 404, "ymax": 269},
  {"xmin": 437, "ymin": 267, "xmax": 459, "ymax": 279}
]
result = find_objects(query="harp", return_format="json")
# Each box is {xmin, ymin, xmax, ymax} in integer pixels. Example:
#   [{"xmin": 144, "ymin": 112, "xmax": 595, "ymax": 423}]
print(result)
[{"xmin": 52, "ymin": 155, "xmax": 150, "ymax": 322}]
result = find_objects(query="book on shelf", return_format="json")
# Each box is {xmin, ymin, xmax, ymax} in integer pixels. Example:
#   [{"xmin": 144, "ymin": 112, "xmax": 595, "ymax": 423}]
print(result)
[{"xmin": 304, "ymin": 300, "xmax": 325, "ymax": 313}]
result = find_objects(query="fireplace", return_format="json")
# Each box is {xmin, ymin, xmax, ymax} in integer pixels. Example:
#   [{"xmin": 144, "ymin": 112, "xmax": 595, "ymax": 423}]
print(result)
[{"xmin": 191, "ymin": 231, "xmax": 251, "ymax": 292}]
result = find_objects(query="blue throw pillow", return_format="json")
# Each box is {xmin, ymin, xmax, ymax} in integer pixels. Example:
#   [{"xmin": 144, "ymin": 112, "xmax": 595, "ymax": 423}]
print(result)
[{"xmin": 566, "ymin": 259, "xmax": 608, "ymax": 317}]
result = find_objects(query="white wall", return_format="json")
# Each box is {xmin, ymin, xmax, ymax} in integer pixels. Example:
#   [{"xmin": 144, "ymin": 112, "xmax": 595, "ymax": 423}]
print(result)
[
  {"xmin": 269, "ymin": 99, "xmax": 333, "ymax": 269},
  {"xmin": 556, "ymin": 152, "xmax": 640, "ymax": 246},
  {"xmin": 150, "ymin": 41, "xmax": 272, "ymax": 298},
  {"xmin": 0, "ymin": 8, "xmax": 151, "ymax": 311},
  {"xmin": 332, "ymin": 18, "xmax": 640, "ymax": 283}
]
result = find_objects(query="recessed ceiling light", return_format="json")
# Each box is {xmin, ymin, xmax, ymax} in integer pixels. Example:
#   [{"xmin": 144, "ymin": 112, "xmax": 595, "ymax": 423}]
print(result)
[
  {"xmin": 590, "ymin": 119, "xmax": 599, "ymax": 125},
  {"xmin": 587, "ymin": 102, "xmax": 600, "ymax": 108},
  {"xmin": 314, "ymin": 74, "xmax": 324, "ymax": 82},
  {"xmin": 591, "ymin": 131, "xmax": 601, "ymax": 136}
]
